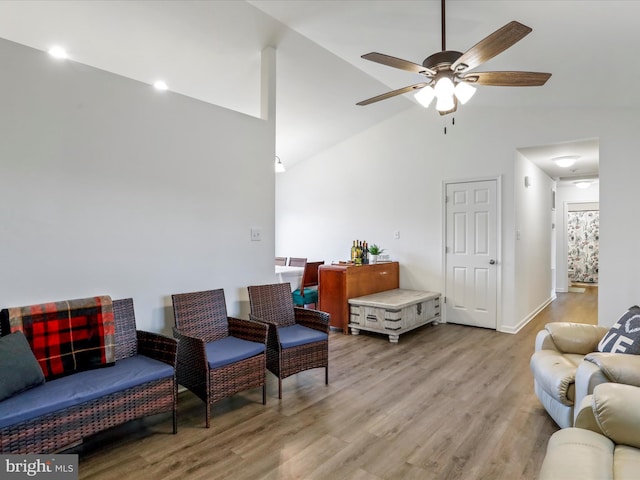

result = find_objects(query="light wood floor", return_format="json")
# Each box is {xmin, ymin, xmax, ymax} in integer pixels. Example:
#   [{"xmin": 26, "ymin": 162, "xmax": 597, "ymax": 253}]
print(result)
[{"xmin": 75, "ymin": 287, "xmax": 597, "ymax": 480}]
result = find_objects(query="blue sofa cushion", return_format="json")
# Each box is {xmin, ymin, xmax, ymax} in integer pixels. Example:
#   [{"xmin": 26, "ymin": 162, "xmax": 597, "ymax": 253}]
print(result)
[
  {"xmin": 292, "ymin": 288, "xmax": 319, "ymax": 306},
  {"xmin": 0, "ymin": 331, "xmax": 45, "ymax": 401},
  {"xmin": 0, "ymin": 355, "xmax": 173, "ymax": 429},
  {"xmin": 278, "ymin": 324, "xmax": 328, "ymax": 349},
  {"xmin": 206, "ymin": 336, "xmax": 265, "ymax": 369}
]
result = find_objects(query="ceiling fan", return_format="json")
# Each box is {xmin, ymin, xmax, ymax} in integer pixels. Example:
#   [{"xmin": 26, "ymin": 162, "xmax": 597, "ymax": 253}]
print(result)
[{"xmin": 356, "ymin": 0, "xmax": 551, "ymax": 115}]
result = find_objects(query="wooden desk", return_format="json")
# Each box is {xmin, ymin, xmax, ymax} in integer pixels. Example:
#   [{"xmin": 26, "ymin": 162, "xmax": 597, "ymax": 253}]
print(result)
[{"xmin": 318, "ymin": 262, "xmax": 399, "ymax": 332}]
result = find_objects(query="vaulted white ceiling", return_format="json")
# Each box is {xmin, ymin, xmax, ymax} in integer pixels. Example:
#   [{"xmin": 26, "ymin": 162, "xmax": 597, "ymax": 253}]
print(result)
[{"xmin": 0, "ymin": 0, "xmax": 631, "ymax": 175}]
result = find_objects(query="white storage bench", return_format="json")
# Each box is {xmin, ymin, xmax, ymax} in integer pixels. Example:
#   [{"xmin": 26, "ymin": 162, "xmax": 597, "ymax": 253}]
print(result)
[{"xmin": 348, "ymin": 289, "xmax": 441, "ymax": 343}]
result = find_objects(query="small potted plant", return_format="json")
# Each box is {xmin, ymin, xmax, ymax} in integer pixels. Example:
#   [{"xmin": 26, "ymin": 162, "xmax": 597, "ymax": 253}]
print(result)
[{"xmin": 368, "ymin": 244, "xmax": 385, "ymax": 264}]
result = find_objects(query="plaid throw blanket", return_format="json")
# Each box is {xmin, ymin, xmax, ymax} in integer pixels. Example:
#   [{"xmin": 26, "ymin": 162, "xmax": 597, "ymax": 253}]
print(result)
[{"xmin": 0, "ymin": 296, "xmax": 116, "ymax": 379}]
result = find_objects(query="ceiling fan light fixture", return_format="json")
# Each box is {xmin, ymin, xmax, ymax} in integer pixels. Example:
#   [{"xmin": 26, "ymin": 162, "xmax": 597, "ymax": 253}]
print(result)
[
  {"xmin": 434, "ymin": 76, "xmax": 455, "ymax": 99},
  {"xmin": 553, "ymin": 155, "xmax": 579, "ymax": 168},
  {"xmin": 435, "ymin": 94, "xmax": 455, "ymax": 112},
  {"xmin": 414, "ymin": 85, "xmax": 435, "ymax": 108},
  {"xmin": 454, "ymin": 81, "xmax": 476, "ymax": 104}
]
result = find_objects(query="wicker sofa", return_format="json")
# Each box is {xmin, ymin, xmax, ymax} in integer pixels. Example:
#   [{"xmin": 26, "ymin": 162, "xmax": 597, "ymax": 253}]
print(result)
[{"xmin": 0, "ymin": 297, "xmax": 177, "ymax": 454}]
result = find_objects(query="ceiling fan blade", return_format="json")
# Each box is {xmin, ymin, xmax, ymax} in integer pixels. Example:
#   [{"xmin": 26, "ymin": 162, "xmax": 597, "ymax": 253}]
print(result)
[
  {"xmin": 356, "ymin": 83, "xmax": 430, "ymax": 106},
  {"xmin": 451, "ymin": 21, "xmax": 532, "ymax": 73},
  {"xmin": 362, "ymin": 52, "xmax": 436, "ymax": 76},
  {"xmin": 462, "ymin": 71, "xmax": 551, "ymax": 86}
]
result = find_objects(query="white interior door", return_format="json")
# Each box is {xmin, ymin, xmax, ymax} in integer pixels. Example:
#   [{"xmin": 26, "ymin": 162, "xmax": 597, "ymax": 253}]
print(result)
[{"xmin": 445, "ymin": 179, "xmax": 498, "ymax": 329}]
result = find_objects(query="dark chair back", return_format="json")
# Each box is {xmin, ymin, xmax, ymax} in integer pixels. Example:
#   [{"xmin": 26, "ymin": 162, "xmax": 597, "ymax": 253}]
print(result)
[
  {"xmin": 300, "ymin": 261, "xmax": 324, "ymax": 289},
  {"xmin": 172, "ymin": 289, "xmax": 229, "ymax": 343},
  {"xmin": 288, "ymin": 257, "xmax": 307, "ymax": 267},
  {"xmin": 247, "ymin": 283, "xmax": 296, "ymax": 328},
  {"xmin": 275, "ymin": 256, "xmax": 287, "ymax": 266}
]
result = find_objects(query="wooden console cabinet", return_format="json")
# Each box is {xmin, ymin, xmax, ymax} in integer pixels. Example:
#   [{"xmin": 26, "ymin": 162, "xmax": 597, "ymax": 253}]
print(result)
[{"xmin": 318, "ymin": 262, "xmax": 399, "ymax": 332}]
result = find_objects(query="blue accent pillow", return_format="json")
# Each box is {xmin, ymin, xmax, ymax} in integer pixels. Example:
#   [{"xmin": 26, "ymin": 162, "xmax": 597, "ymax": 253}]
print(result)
[{"xmin": 0, "ymin": 331, "xmax": 45, "ymax": 401}]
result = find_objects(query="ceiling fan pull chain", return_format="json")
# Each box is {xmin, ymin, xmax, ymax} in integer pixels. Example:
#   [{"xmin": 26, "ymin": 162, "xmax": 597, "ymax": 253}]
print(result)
[{"xmin": 443, "ymin": 117, "xmax": 447, "ymax": 135}]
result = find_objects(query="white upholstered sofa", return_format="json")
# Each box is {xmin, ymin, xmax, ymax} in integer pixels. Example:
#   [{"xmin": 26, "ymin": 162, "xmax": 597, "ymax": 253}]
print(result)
[
  {"xmin": 538, "ymin": 382, "xmax": 640, "ymax": 480},
  {"xmin": 531, "ymin": 319, "xmax": 640, "ymax": 428},
  {"xmin": 530, "ymin": 322, "xmax": 608, "ymax": 428}
]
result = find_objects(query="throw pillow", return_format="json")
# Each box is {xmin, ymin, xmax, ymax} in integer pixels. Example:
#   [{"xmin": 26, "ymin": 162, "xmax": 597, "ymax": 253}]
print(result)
[
  {"xmin": 598, "ymin": 305, "xmax": 640, "ymax": 354},
  {"xmin": 0, "ymin": 331, "xmax": 45, "ymax": 401}
]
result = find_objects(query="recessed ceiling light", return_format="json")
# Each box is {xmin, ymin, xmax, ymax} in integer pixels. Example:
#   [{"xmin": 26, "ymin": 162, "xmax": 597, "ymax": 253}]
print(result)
[
  {"xmin": 153, "ymin": 80, "xmax": 168, "ymax": 91},
  {"xmin": 553, "ymin": 155, "xmax": 579, "ymax": 168},
  {"xmin": 48, "ymin": 46, "xmax": 68, "ymax": 59}
]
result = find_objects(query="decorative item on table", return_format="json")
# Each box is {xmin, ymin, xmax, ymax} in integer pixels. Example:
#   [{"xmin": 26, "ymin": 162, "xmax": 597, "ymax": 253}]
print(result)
[
  {"xmin": 350, "ymin": 240, "xmax": 369, "ymax": 265},
  {"xmin": 368, "ymin": 244, "xmax": 385, "ymax": 264}
]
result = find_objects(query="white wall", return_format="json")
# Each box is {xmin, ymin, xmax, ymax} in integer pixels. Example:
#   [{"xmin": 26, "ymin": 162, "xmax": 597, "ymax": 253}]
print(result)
[
  {"xmin": 555, "ymin": 184, "xmax": 600, "ymax": 292},
  {"xmin": 276, "ymin": 105, "xmax": 640, "ymax": 331},
  {"xmin": 598, "ymin": 111, "xmax": 640, "ymax": 326},
  {"xmin": 0, "ymin": 39, "xmax": 276, "ymax": 335},
  {"xmin": 513, "ymin": 152, "xmax": 556, "ymax": 332}
]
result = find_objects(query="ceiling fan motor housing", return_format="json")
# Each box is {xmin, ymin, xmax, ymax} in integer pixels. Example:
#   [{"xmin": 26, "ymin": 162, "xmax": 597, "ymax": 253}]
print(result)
[{"xmin": 422, "ymin": 50, "xmax": 463, "ymax": 72}]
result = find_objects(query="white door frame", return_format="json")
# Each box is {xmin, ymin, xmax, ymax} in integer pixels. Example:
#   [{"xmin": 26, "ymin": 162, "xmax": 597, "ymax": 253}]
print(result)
[{"xmin": 442, "ymin": 176, "xmax": 502, "ymax": 331}]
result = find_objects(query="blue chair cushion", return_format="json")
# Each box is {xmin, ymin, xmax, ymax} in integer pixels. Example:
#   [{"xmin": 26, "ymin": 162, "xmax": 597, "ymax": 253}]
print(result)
[
  {"xmin": 292, "ymin": 288, "xmax": 318, "ymax": 306},
  {"xmin": 0, "ymin": 355, "xmax": 174, "ymax": 429},
  {"xmin": 206, "ymin": 336, "xmax": 265, "ymax": 369},
  {"xmin": 278, "ymin": 324, "xmax": 328, "ymax": 349}
]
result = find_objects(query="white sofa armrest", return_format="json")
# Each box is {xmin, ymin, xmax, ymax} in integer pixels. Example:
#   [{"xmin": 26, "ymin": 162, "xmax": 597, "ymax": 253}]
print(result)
[
  {"xmin": 590, "ymin": 383, "xmax": 640, "ymax": 448},
  {"xmin": 535, "ymin": 328, "xmax": 560, "ymax": 352},
  {"xmin": 574, "ymin": 359, "xmax": 610, "ymax": 423},
  {"xmin": 538, "ymin": 428, "xmax": 614, "ymax": 480},
  {"xmin": 585, "ymin": 352, "xmax": 640, "ymax": 386},
  {"xmin": 574, "ymin": 394, "xmax": 601, "ymax": 433}
]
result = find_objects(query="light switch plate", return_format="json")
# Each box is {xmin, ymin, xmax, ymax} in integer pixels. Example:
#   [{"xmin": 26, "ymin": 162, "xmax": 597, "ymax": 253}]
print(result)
[{"xmin": 251, "ymin": 227, "xmax": 262, "ymax": 241}]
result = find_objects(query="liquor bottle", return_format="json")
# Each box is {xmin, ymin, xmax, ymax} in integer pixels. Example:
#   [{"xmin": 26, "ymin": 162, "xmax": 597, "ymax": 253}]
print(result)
[
  {"xmin": 363, "ymin": 241, "xmax": 369, "ymax": 264},
  {"xmin": 351, "ymin": 240, "xmax": 356, "ymax": 262}
]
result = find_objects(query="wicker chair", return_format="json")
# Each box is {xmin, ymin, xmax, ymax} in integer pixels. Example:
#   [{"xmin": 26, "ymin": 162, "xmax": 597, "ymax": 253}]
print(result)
[
  {"xmin": 171, "ymin": 289, "xmax": 268, "ymax": 428},
  {"xmin": 247, "ymin": 283, "xmax": 329, "ymax": 399}
]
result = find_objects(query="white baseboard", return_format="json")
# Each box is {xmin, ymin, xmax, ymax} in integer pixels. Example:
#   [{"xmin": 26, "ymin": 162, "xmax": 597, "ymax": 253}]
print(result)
[{"xmin": 499, "ymin": 294, "xmax": 555, "ymax": 334}]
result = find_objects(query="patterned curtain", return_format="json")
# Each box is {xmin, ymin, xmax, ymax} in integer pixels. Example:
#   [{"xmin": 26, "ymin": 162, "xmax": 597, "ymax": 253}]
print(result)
[{"xmin": 567, "ymin": 210, "xmax": 599, "ymax": 283}]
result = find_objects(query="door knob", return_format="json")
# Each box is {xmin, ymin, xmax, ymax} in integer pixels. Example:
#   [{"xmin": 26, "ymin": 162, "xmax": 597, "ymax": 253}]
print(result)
[{"xmin": 489, "ymin": 259, "xmax": 496, "ymax": 265}]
